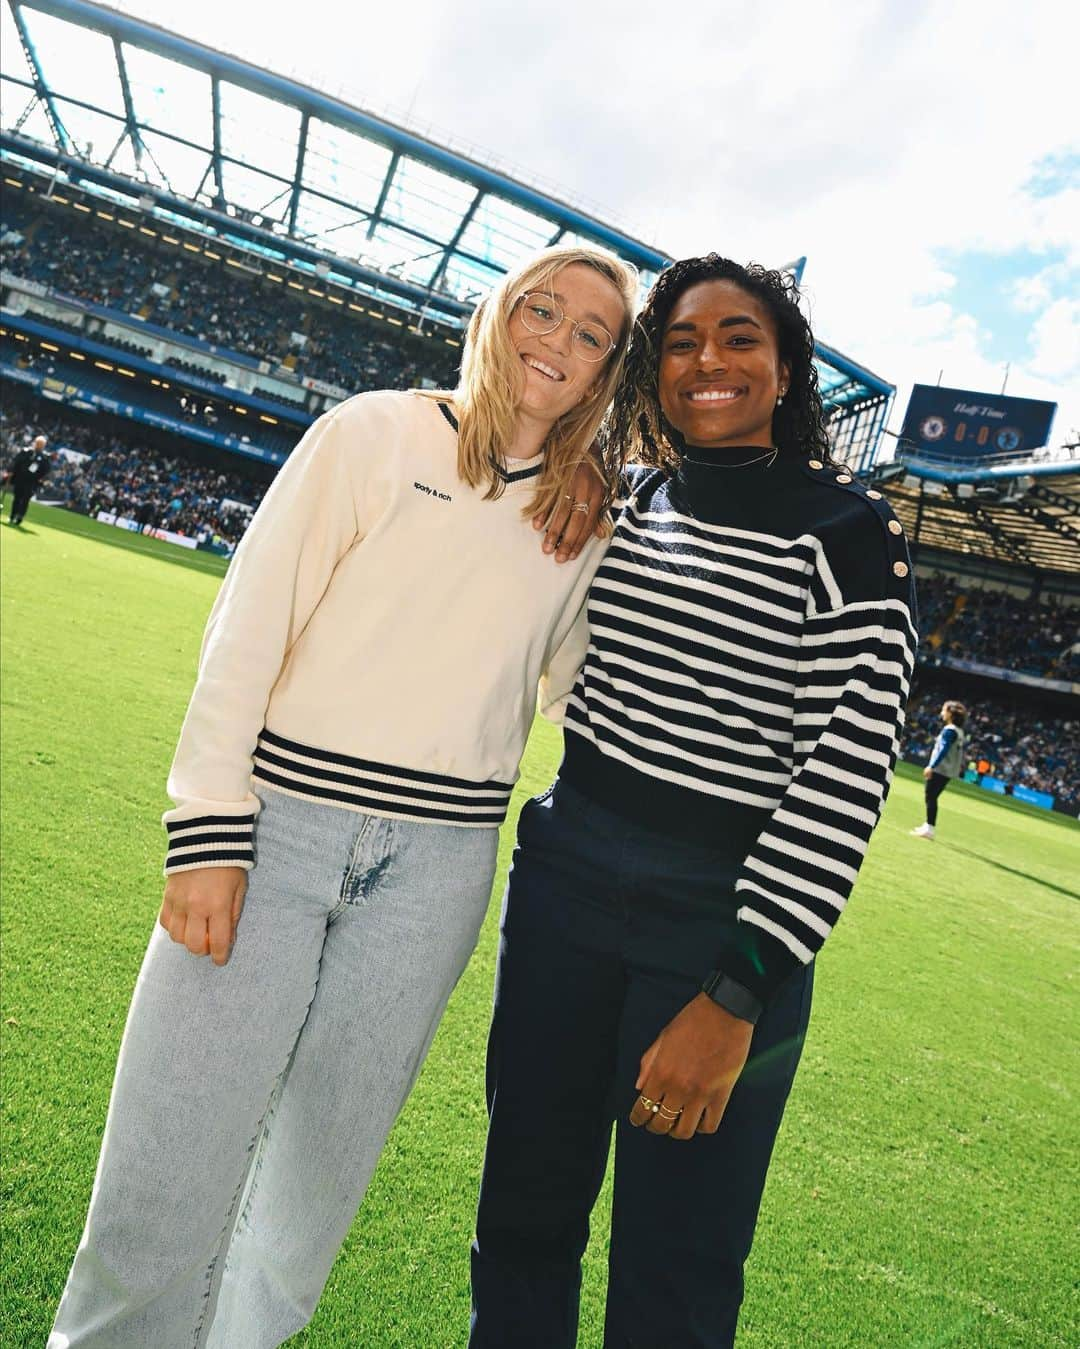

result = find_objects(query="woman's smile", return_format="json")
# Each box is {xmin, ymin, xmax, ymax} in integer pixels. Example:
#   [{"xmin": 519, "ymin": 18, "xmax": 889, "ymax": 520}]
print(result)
[
  {"xmin": 683, "ymin": 383, "xmax": 745, "ymax": 404},
  {"xmin": 521, "ymin": 354, "xmax": 566, "ymax": 382}
]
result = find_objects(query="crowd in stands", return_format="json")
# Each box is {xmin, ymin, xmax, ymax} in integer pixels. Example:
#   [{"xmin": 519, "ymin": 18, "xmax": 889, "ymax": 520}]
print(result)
[
  {"xmin": 293, "ymin": 321, "xmax": 434, "ymax": 394},
  {"xmin": 1, "ymin": 403, "xmax": 268, "ymax": 550},
  {"xmin": 152, "ymin": 252, "xmax": 291, "ymax": 360},
  {"xmin": 1, "ymin": 196, "xmax": 458, "ymax": 397},
  {"xmin": 1, "ymin": 332, "xmax": 300, "ymax": 458},
  {"xmin": 916, "ymin": 571, "xmax": 1079, "ymax": 680},
  {"xmin": 2, "ymin": 209, "xmax": 155, "ymax": 311},
  {"xmin": 903, "ymin": 681, "xmax": 1079, "ymax": 810},
  {"xmin": 909, "ymin": 572, "xmax": 1079, "ymax": 804}
]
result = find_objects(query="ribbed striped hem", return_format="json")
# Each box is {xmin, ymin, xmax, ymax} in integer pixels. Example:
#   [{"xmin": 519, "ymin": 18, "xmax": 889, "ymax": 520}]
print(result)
[
  {"xmin": 251, "ymin": 729, "xmax": 513, "ymax": 826},
  {"xmin": 164, "ymin": 814, "xmax": 256, "ymax": 874}
]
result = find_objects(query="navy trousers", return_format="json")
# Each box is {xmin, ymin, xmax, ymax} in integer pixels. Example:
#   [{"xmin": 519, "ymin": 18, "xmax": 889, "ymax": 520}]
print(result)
[
  {"xmin": 924, "ymin": 771, "xmax": 950, "ymax": 826},
  {"xmin": 470, "ymin": 781, "xmax": 814, "ymax": 1348}
]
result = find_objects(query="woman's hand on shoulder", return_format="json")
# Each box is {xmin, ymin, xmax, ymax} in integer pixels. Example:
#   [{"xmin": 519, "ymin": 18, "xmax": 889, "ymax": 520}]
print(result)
[
  {"xmin": 159, "ymin": 867, "xmax": 248, "ymax": 966},
  {"xmin": 534, "ymin": 453, "xmax": 608, "ymax": 563}
]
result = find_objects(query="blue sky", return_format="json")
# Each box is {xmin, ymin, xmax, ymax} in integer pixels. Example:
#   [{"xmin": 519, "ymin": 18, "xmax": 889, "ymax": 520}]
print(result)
[
  {"xmin": 934, "ymin": 245, "xmax": 1074, "ymax": 371},
  {"xmin": 1025, "ymin": 151, "xmax": 1080, "ymax": 200},
  {"xmin": 97, "ymin": 0, "xmax": 1080, "ymax": 446}
]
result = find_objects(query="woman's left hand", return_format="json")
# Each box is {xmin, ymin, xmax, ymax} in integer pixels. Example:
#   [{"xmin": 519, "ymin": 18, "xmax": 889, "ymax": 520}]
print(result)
[
  {"xmin": 534, "ymin": 457, "xmax": 606, "ymax": 563},
  {"xmin": 629, "ymin": 994, "xmax": 754, "ymax": 1140},
  {"xmin": 923, "ymin": 766, "xmax": 933, "ymax": 779}
]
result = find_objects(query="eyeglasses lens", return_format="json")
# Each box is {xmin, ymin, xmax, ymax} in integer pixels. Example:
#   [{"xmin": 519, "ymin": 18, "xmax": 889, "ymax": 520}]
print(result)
[{"xmin": 518, "ymin": 293, "xmax": 612, "ymax": 362}]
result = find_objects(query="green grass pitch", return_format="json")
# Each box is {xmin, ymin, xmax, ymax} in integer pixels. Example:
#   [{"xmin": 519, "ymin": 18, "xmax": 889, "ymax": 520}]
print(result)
[{"xmin": 2, "ymin": 500, "xmax": 1077, "ymax": 1347}]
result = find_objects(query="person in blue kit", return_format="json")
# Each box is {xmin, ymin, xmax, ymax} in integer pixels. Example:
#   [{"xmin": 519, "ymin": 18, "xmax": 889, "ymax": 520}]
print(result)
[
  {"xmin": 912, "ymin": 700, "xmax": 968, "ymax": 839},
  {"xmin": 469, "ymin": 255, "xmax": 919, "ymax": 1348}
]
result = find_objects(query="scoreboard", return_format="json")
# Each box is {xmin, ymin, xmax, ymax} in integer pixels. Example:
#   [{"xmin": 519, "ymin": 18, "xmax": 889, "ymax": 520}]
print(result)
[{"xmin": 899, "ymin": 385, "xmax": 1057, "ymax": 459}]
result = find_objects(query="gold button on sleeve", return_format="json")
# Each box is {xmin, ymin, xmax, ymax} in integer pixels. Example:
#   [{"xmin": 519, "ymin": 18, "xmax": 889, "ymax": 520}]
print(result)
[
  {"xmin": 888, "ymin": 519, "xmax": 903, "ymax": 535},
  {"xmin": 893, "ymin": 560, "xmax": 909, "ymax": 578},
  {"xmin": 867, "ymin": 489, "xmax": 882, "ymax": 500},
  {"xmin": 808, "ymin": 459, "xmax": 824, "ymax": 470},
  {"xmin": 836, "ymin": 473, "xmax": 853, "ymax": 484}
]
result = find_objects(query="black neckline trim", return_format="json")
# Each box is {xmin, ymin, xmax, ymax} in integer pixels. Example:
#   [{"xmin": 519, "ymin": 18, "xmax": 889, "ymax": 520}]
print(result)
[
  {"xmin": 434, "ymin": 398, "xmax": 541, "ymax": 485},
  {"xmin": 491, "ymin": 457, "xmax": 543, "ymax": 485}
]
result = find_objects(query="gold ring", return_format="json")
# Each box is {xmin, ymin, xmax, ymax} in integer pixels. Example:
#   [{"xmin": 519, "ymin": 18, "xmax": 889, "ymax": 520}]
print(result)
[
  {"xmin": 571, "ymin": 501, "xmax": 589, "ymax": 513},
  {"xmin": 637, "ymin": 1094, "xmax": 659, "ymax": 1113},
  {"xmin": 656, "ymin": 1104, "xmax": 682, "ymax": 1120},
  {"xmin": 563, "ymin": 493, "xmax": 575, "ymax": 503}
]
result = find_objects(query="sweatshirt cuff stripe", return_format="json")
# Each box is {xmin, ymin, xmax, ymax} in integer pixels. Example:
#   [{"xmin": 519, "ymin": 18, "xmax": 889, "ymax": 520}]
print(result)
[
  {"xmin": 165, "ymin": 816, "xmax": 255, "ymax": 836},
  {"xmin": 164, "ymin": 814, "xmax": 256, "ymax": 874}
]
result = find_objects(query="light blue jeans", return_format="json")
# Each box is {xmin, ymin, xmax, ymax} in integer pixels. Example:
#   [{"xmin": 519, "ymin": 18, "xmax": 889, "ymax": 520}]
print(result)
[{"xmin": 49, "ymin": 787, "xmax": 499, "ymax": 1348}]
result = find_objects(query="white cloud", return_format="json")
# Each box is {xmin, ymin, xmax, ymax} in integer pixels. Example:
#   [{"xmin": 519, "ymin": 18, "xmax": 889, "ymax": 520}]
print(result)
[
  {"xmin": 1012, "ymin": 273, "xmax": 1055, "ymax": 314},
  {"xmin": 916, "ymin": 270, "xmax": 958, "ymax": 299},
  {"xmin": 1028, "ymin": 300, "xmax": 1080, "ymax": 382},
  {"xmin": 1011, "ymin": 257, "xmax": 1079, "ymax": 315}
]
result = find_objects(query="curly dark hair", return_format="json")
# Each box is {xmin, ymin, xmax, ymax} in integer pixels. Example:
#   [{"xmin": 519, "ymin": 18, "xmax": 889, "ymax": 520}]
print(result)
[{"xmin": 608, "ymin": 254, "xmax": 833, "ymax": 471}]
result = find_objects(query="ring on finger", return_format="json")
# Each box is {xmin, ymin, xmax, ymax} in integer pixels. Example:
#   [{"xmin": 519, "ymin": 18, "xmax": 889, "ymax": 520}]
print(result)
[
  {"xmin": 656, "ymin": 1103, "xmax": 682, "ymax": 1121},
  {"xmin": 571, "ymin": 501, "xmax": 590, "ymax": 513},
  {"xmin": 637, "ymin": 1094, "xmax": 660, "ymax": 1113}
]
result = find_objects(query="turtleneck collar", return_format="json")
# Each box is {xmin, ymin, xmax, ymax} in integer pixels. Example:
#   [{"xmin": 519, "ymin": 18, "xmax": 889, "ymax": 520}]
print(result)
[
  {"xmin": 666, "ymin": 442, "xmax": 808, "ymax": 524},
  {"xmin": 679, "ymin": 443, "xmax": 779, "ymax": 468}
]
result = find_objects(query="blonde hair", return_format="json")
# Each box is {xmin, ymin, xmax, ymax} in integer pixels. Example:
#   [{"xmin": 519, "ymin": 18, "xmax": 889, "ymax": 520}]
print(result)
[{"xmin": 426, "ymin": 245, "xmax": 637, "ymax": 518}]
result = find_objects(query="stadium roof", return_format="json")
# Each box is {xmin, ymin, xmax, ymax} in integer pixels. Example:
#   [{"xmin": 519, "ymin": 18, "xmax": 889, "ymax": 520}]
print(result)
[
  {"xmin": 0, "ymin": 0, "xmax": 896, "ymax": 462},
  {"xmin": 869, "ymin": 461, "xmax": 1080, "ymax": 577},
  {"xmin": 1, "ymin": 0, "xmax": 669, "ymax": 317}
]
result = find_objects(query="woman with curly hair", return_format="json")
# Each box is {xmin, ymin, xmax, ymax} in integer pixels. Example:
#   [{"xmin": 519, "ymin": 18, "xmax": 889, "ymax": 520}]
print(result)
[{"xmin": 470, "ymin": 255, "xmax": 917, "ymax": 1347}]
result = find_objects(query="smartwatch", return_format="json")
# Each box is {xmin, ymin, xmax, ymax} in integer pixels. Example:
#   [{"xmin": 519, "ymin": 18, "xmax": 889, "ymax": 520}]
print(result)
[{"xmin": 701, "ymin": 970, "xmax": 762, "ymax": 1025}]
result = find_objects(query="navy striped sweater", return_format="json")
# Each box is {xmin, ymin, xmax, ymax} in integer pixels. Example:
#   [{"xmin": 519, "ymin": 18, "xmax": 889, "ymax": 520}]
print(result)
[{"xmin": 561, "ymin": 448, "xmax": 918, "ymax": 1006}]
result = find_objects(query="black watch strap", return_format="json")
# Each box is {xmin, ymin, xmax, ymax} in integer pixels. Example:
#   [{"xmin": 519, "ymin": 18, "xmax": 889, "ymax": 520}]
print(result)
[{"xmin": 701, "ymin": 970, "xmax": 763, "ymax": 1025}]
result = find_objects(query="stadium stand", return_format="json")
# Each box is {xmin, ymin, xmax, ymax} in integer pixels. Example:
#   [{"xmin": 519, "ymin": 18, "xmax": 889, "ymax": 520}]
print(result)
[
  {"xmin": 1, "ymin": 191, "xmax": 459, "ymax": 397},
  {"xmin": 916, "ymin": 572, "xmax": 1078, "ymax": 681},
  {"xmin": 1, "ymin": 331, "xmax": 302, "ymax": 458},
  {"xmin": 2, "ymin": 391, "xmax": 271, "ymax": 549},
  {"xmin": 898, "ymin": 566, "xmax": 1079, "ymax": 813}
]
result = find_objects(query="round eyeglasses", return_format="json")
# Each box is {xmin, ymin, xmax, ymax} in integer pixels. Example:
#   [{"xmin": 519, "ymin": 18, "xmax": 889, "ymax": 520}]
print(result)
[{"xmin": 515, "ymin": 292, "xmax": 616, "ymax": 363}]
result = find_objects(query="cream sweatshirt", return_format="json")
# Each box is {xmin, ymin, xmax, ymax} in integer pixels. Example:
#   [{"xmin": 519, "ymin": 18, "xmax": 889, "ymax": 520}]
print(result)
[{"xmin": 163, "ymin": 390, "xmax": 602, "ymax": 873}]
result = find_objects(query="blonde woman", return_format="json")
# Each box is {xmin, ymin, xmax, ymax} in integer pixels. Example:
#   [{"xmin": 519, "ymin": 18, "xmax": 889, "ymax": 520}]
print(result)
[{"xmin": 50, "ymin": 245, "xmax": 637, "ymax": 1349}]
